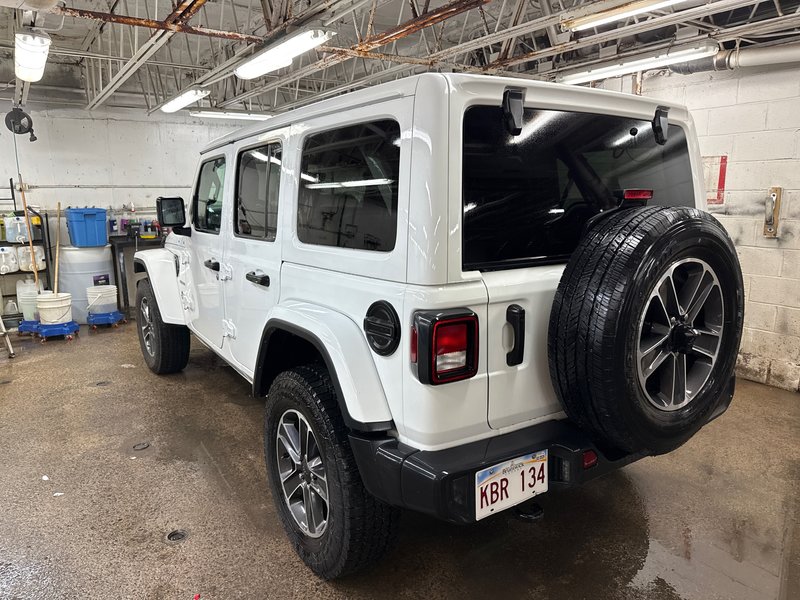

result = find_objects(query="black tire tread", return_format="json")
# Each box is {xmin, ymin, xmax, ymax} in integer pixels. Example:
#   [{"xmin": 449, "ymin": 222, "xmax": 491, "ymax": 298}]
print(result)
[{"xmin": 266, "ymin": 364, "xmax": 400, "ymax": 579}]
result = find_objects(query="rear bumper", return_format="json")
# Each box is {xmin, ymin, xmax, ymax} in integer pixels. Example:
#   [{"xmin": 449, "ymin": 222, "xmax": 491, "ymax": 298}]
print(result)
[
  {"xmin": 350, "ymin": 419, "xmax": 644, "ymax": 524},
  {"xmin": 350, "ymin": 376, "xmax": 735, "ymax": 524}
]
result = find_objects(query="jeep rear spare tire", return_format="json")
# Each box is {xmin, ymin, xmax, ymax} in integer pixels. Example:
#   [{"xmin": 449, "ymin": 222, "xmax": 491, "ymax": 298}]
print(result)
[{"xmin": 548, "ymin": 206, "xmax": 744, "ymax": 455}]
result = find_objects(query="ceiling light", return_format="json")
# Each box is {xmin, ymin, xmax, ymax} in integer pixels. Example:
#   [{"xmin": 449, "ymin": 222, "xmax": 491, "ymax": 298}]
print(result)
[
  {"xmin": 562, "ymin": 0, "xmax": 693, "ymax": 32},
  {"xmin": 189, "ymin": 110, "xmax": 273, "ymax": 121},
  {"xmin": 558, "ymin": 41, "xmax": 719, "ymax": 85},
  {"xmin": 15, "ymin": 28, "xmax": 51, "ymax": 83},
  {"xmin": 161, "ymin": 88, "xmax": 210, "ymax": 113},
  {"xmin": 234, "ymin": 28, "xmax": 336, "ymax": 80}
]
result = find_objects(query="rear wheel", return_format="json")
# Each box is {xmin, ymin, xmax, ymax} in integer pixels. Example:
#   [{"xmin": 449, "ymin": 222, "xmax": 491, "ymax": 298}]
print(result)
[
  {"xmin": 548, "ymin": 206, "xmax": 744, "ymax": 455},
  {"xmin": 264, "ymin": 365, "xmax": 400, "ymax": 579},
  {"xmin": 136, "ymin": 279, "xmax": 190, "ymax": 374}
]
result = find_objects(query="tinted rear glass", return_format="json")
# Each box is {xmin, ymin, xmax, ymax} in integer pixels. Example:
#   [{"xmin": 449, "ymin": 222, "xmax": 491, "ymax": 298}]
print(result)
[
  {"xmin": 297, "ymin": 120, "xmax": 400, "ymax": 252},
  {"xmin": 462, "ymin": 106, "xmax": 693, "ymax": 271}
]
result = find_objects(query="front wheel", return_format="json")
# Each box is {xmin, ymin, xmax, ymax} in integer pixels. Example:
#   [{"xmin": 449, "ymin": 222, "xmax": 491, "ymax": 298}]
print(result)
[
  {"xmin": 135, "ymin": 278, "xmax": 190, "ymax": 374},
  {"xmin": 264, "ymin": 365, "xmax": 400, "ymax": 579}
]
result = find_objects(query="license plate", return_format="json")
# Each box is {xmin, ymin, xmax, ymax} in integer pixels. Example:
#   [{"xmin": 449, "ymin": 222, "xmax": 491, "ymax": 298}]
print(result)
[{"xmin": 475, "ymin": 450, "xmax": 548, "ymax": 520}]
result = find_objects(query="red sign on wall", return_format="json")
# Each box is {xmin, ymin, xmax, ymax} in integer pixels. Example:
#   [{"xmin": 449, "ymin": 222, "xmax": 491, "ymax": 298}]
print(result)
[{"xmin": 703, "ymin": 155, "xmax": 728, "ymax": 205}]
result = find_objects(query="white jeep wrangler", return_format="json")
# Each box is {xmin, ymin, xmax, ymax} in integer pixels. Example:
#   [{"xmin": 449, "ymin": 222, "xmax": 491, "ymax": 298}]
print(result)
[{"xmin": 134, "ymin": 73, "xmax": 744, "ymax": 579}]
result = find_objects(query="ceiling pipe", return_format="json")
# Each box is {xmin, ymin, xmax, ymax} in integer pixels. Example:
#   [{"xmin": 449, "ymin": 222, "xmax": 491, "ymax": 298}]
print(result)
[{"xmin": 670, "ymin": 41, "xmax": 800, "ymax": 73}]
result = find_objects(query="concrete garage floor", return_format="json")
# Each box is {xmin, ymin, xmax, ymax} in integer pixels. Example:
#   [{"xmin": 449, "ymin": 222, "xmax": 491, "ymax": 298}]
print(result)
[{"xmin": 0, "ymin": 327, "xmax": 798, "ymax": 600}]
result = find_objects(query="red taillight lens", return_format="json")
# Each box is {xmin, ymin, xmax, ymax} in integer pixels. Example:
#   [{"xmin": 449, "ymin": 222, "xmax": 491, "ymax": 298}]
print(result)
[
  {"xmin": 582, "ymin": 450, "xmax": 598, "ymax": 469},
  {"xmin": 411, "ymin": 310, "xmax": 478, "ymax": 385},
  {"xmin": 623, "ymin": 189, "xmax": 654, "ymax": 201},
  {"xmin": 434, "ymin": 323, "xmax": 468, "ymax": 372}
]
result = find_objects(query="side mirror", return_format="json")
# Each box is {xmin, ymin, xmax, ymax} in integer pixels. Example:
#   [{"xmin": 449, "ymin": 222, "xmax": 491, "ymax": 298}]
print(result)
[{"xmin": 156, "ymin": 196, "xmax": 190, "ymax": 235}]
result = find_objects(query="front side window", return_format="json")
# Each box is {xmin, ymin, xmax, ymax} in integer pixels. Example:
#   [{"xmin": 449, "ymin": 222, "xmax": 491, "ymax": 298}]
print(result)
[
  {"xmin": 236, "ymin": 143, "xmax": 282, "ymax": 241},
  {"xmin": 462, "ymin": 106, "xmax": 693, "ymax": 271},
  {"xmin": 193, "ymin": 156, "xmax": 226, "ymax": 233},
  {"xmin": 297, "ymin": 120, "xmax": 401, "ymax": 252}
]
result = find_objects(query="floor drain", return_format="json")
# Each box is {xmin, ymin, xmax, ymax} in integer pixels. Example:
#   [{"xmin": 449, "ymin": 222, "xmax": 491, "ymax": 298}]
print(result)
[
  {"xmin": 95, "ymin": 381, "xmax": 111, "ymax": 387},
  {"xmin": 132, "ymin": 442, "xmax": 150, "ymax": 451},
  {"xmin": 167, "ymin": 530, "xmax": 187, "ymax": 543}
]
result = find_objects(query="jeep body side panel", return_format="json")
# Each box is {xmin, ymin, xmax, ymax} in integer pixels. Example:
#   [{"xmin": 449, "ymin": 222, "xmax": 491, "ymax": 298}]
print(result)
[
  {"xmin": 260, "ymin": 296, "xmax": 394, "ymax": 427},
  {"xmin": 133, "ymin": 248, "xmax": 185, "ymax": 325}
]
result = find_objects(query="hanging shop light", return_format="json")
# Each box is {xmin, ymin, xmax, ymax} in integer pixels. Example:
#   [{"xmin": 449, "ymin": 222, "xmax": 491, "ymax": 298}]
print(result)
[
  {"xmin": 234, "ymin": 28, "xmax": 336, "ymax": 80},
  {"xmin": 15, "ymin": 28, "xmax": 52, "ymax": 83},
  {"xmin": 558, "ymin": 41, "xmax": 720, "ymax": 85},
  {"xmin": 562, "ymin": 0, "xmax": 694, "ymax": 32},
  {"xmin": 160, "ymin": 88, "xmax": 211, "ymax": 113}
]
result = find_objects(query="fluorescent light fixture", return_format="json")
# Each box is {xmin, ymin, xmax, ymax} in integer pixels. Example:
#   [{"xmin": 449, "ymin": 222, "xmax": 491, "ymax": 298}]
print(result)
[
  {"xmin": 161, "ymin": 88, "xmax": 210, "ymax": 113},
  {"xmin": 189, "ymin": 110, "xmax": 273, "ymax": 121},
  {"xmin": 301, "ymin": 173, "xmax": 320, "ymax": 183},
  {"xmin": 563, "ymin": 0, "xmax": 693, "ymax": 32},
  {"xmin": 558, "ymin": 41, "xmax": 719, "ymax": 85},
  {"xmin": 235, "ymin": 28, "xmax": 336, "ymax": 80},
  {"xmin": 305, "ymin": 178, "xmax": 393, "ymax": 190},
  {"xmin": 15, "ymin": 28, "xmax": 51, "ymax": 83}
]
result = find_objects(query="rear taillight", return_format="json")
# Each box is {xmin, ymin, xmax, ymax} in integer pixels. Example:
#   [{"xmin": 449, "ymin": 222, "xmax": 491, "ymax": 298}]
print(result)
[{"xmin": 412, "ymin": 310, "xmax": 479, "ymax": 385}]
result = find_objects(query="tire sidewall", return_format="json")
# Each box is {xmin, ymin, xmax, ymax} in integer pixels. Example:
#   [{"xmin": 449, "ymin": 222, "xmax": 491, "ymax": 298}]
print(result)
[
  {"xmin": 264, "ymin": 373, "xmax": 347, "ymax": 574},
  {"xmin": 614, "ymin": 217, "xmax": 743, "ymax": 452}
]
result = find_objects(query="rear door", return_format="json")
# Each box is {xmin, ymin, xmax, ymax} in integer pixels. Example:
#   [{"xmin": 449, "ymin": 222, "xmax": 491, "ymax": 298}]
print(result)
[
  {"xmin": 459, "ymin": 104, "xmax": 695, "ymax": 429},
  {"xmin": 223, "ymin": 137, "xmax": 286, "ymax": 377}
]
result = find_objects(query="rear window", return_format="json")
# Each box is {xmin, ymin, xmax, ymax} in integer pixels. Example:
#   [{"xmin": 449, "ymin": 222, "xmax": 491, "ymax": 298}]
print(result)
[
  {"xmin": 462, "ymin": 106, "xmax": 693, "ymax": 271},
  {"xmin": 297, "ymin": 120, "xmax": 400, "ymax": 252}
]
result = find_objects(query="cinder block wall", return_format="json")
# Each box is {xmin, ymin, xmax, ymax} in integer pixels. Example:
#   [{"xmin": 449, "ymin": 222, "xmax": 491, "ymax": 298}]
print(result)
[
  {"xmin": 608, "ymin": 65, "xmax": 800, "ymax": 392},
  {"xmin": 0, "ymin": 107, "xmax": 237, "ymax": 212}
]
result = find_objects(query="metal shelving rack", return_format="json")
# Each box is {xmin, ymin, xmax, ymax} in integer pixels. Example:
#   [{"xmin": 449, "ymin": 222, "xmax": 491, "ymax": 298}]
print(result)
[{"xmin": 1, "ymin": 179, "xmax": 53, "ymax": 326}]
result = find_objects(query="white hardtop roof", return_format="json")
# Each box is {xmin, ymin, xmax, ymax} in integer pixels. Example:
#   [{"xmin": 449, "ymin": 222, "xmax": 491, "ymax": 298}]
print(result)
[{"xmin": 201, "ymin": 72, "xmax": 688, "ymax": 154}]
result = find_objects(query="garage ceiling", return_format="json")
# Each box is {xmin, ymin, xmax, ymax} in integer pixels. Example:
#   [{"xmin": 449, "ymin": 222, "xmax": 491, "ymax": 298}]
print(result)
[{"xmin": 1, "ymin": 0, "xmax": 799, "ymax": 113}]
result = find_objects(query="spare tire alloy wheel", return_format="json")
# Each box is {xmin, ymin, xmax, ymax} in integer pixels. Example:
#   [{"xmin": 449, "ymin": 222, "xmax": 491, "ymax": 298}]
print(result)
[
  {"xmin": 548, "ymin": 206, "xmax": 744, "ymax": 456},
  {"xmin": 637, "ymin": 258, "xmax": 723, "ymax": 411},
  {"xmin": 276, "ymin": 409, "xmax": 329, "ymax": 538}
]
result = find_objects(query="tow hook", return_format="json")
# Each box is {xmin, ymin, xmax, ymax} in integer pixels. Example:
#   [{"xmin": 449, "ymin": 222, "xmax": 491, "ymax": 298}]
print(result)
[{"xmin": 514, "ymin": 501, "xmax": 544, "ymax": 523}]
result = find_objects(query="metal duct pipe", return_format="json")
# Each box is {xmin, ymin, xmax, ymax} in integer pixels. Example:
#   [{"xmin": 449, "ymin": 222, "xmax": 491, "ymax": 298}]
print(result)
[{"xmin": 670, "ymin": 41, "xmax": 800, "ymax": 74}]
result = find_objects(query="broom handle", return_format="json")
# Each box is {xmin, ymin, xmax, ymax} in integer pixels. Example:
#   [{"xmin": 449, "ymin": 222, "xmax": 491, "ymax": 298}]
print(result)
[
  {"xmin": 17, "ymin": 174, "xmax": 39, "ymax": 289},
  {"xmin": 55, "ymin": 202, "xmax": 61, "ymax": 294}
]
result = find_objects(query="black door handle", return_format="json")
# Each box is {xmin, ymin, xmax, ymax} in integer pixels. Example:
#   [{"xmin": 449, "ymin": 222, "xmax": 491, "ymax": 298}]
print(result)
[
  {"xmin": 246, "ymin": 271, "xmax": 270, "ymax": 287},
  {"xmin": 506, "ymin": 304, "xmax": 525, "ymax": 367},
  {"xmin": 204, "ymin": 259, "xmax": 220, "ymax": 271}
]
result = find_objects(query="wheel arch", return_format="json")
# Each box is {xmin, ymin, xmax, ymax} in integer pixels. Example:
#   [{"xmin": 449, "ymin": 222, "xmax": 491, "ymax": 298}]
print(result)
[
  {"xmin": 133, "ymin": 249, "xmax": 185, "ymax": 325},
  {"xmin": 254, "ymin": 307, "xmax": 394, "ymax": 433}
]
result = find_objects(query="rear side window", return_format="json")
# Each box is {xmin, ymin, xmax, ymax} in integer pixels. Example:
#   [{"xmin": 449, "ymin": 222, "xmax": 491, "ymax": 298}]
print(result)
[
  {"xmin": 462, "ymin": 106, "xmax": 693, "ymax": 271},
  {"xmin": 297, "ymin": 120, "xmax": 400, "ymax": 252},
  {"xmin": 194, "ymin": 156, "xmax": 226, "ymax": 233},
  {"xmin": 236, "ymin": 143, "xmax": 282, "ymax": 241}
]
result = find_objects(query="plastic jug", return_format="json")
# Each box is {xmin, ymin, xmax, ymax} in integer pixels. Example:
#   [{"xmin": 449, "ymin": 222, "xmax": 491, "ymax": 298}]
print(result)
[
  {"xmin": 0, "ymin": 246, "xmax": 19, "ymax": 274},
  {"xmin": 3, "ymin": 216, "xmax": 28, "ymax": 243},
  {"xmin": 16, "ymin": 245, "xmax": 45, "ymax": 272}
]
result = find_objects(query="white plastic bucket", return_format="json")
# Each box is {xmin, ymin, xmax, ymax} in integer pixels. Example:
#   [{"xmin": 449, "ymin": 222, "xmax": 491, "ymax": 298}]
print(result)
[
  {"xmin": 86, "ymin": 285, "xmax": 118, "ymax": 315},
  {"xmin": 37, "ymin": 292, "xmax": 73, "ymax": 325},
  {"xmin": 17, "ymin": 289, "xmax": 39, "ymax": 321}
]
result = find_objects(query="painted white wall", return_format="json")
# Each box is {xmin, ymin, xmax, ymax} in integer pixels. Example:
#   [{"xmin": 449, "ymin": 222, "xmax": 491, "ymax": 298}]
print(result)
[
  {"xmin": 604, "ymin": 64, "xmax": 800, "ymax": 392},
  {"xmin": 1, "ymin": 107, "xmax": 239, "ymax": 213}
]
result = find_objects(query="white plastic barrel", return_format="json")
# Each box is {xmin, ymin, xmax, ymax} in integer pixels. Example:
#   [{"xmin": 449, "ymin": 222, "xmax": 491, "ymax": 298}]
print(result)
[
  {"xmin": 37, "ymin": 292, "xmax": 73, "ymax": 325},
  {"xmin": 86, "ymin": 284, "xmax": 118, "ymax": 315},
  {"xmin": 57, "ymin": 246, "xmax": 115, "ymax": 324}
]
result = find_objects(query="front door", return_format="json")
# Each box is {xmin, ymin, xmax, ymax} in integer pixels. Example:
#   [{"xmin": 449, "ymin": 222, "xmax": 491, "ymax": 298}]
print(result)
[
  {"xmin": 223, "ymin": 139, "xmax": 284, "ymax": 377},
  {"xmin": 186, "ymin": 154, "xmax": 228, "ymax": 348}
]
